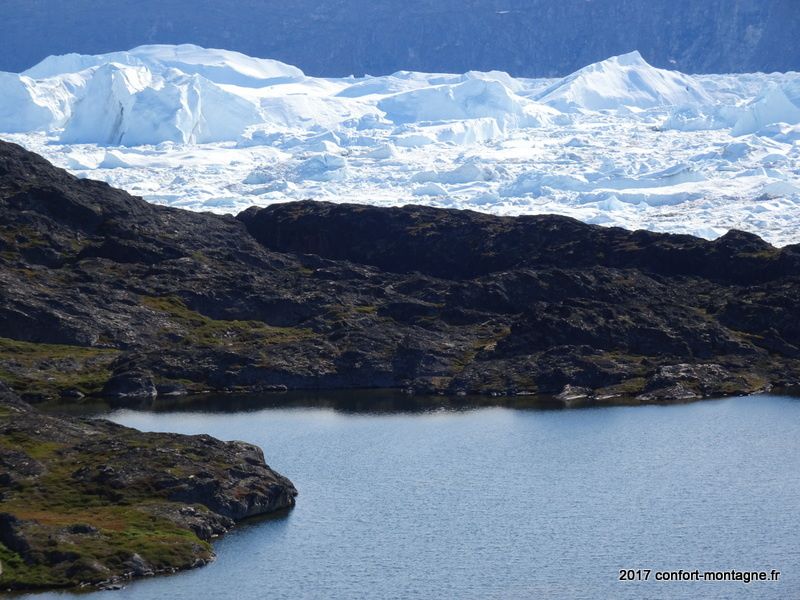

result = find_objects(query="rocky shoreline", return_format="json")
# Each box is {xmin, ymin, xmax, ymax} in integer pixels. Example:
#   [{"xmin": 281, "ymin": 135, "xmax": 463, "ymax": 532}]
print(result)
[{"xmin": 0, "ymin": 383, "xmax": 296, "ymax": 590}]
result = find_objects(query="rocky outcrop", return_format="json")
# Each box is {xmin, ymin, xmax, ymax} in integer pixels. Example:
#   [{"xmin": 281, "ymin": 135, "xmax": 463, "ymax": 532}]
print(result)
[
  {"xmin": 1, "ymin": 139, "xmax": 799, "ymax": 406},
  {"xmin": 0, "ymin": 386, "xmax": 296, "ymax": 590},
  {"xmin": 237, "ymin": 201, "xmax": 800, "ymax": 284},
  {"xmin": 101, "ymin": 370, "xmax": 158, "ymax": 403}
]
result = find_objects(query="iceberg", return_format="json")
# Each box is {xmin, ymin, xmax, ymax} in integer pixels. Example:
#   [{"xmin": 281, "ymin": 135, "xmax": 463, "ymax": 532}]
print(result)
[{"xmin": 536, "ymin": 51, "xmax": 712, "ymax": 111}]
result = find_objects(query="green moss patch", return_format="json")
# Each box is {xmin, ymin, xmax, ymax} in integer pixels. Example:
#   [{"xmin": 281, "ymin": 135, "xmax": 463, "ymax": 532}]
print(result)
[
  {"xmin": 0, "ymin": 506, "xmax": 212, "ymax": 589},
  {"xmin": 0, "ymin": 337, "xmax": 118, "ymax": 399},
  {"xmin": 0, "ymin": 426, "xmax": 220, "ymax": 589},
  {"xmin": 0, "ymin": 542, "xmax": 59, "ymax": 590},
  {"xmin": 141, "ymin": 295, "xmax": 313, "ymax": 350},
  {"xmin": 353, "ymin": 305, "xmax": 378, "ymax": 314}
]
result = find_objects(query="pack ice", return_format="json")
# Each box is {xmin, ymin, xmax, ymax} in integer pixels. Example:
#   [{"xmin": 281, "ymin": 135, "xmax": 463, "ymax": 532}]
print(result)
[{"xmin": 2, "ymin": 45, "xmax": 799, "ymax": 245}]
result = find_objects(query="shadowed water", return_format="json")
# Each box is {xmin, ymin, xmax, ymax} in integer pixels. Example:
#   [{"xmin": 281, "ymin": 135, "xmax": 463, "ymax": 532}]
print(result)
[{"xmin": 22, "ymin": 394, "xmax": 800, "ymax": 599}]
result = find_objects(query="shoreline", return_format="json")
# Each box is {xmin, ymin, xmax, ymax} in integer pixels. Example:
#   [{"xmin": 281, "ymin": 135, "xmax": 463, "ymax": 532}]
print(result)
[{"xmin": 38, "ymin": 384, "xmax": 800, "ymax": 418}]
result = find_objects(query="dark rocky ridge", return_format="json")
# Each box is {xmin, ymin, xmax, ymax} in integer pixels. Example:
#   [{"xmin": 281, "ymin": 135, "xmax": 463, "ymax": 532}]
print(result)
[
  {"xmin": 238, "ymin": 202, "xmax": 800, "ymax": 284},
  {"xmin": 0, "ymin": 383, "xmax": 296, "ymax": 590},
  {"xmin": 1, "ymin": 139, "xmax": 799, "ymax": 406}
]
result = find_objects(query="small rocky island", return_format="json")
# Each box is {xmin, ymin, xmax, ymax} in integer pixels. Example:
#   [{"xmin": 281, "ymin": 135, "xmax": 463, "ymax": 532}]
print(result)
[{"xmin": 0, "ymin": 383, "xmax": 296, "ymax": 590}]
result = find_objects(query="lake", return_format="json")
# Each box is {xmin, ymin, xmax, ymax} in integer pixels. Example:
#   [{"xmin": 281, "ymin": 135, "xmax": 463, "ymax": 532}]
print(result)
[{"xmin": 22, "ymin": 394, "xmax": 800, "ymax": 599}]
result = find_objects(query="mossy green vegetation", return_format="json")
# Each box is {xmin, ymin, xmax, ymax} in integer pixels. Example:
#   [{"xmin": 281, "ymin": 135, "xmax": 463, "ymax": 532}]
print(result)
[
  {"xmin": 596, "ymin": 377, "xmax": 648, "ymax": 397},
  {"xmin": 352, "ymin": 305, "xmax": 378, "ymax": 314},
  {"xmin": 0, "ymin": 223, "xmax": 86, "ymax": 259},
  {"xmin": 0, "ymin": 432, "xmax": 61, "ymax": 459},
  {"xmin": 451, "ymin": 326, "xmax": 512, "ymax": 374},
  {"xmin": 0, "ymin": 430, "xmax": 213, "ymax": 589},
  {"xmin": 0, "ymin": 224, "xmax": 47, "ymax": 250},
  {"xmin": 0, "ymin": 542, "xmax": 58, "ymax": 589},
  {"xmin": 0, "ymin": 337, "xmax": 118, "ymax": 399},
  {"xmin": 0, "ymin": 505, "xmax": 213, "ymax": 589},
  {"xmin": 141, "ymin": 295, "xmax": 313, "ymax": 350}
]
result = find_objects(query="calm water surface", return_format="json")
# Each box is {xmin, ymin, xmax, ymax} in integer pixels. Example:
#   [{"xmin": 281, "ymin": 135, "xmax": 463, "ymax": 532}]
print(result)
[{"xmin": 24, "ymin": 395, "xmax": 800, "ymax": 599}]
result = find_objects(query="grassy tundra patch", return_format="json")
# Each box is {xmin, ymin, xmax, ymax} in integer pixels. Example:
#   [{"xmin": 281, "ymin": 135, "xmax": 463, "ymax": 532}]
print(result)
[
  {"xmin": 0, "ymin": 337, "xmax": 118, "ymax": 399},
  {"xmin": 141, "ymin": 295, "xmax": 313, "ymax": 350}
]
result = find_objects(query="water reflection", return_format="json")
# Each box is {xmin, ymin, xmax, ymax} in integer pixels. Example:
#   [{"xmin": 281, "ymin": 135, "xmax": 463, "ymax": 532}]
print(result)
[{"xmin": 46, "ymin": 389, "xmax": 571, "ymax": 417}]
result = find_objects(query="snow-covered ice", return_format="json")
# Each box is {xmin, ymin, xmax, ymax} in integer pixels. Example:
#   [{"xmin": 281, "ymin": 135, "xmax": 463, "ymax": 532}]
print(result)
[
  {"xmin": 533, "ymin": 51, "xmax": 713, "ymax": 111},
  {"xmin": 2, "ymin": 44, "xmax": 800, "ymax": 245}
]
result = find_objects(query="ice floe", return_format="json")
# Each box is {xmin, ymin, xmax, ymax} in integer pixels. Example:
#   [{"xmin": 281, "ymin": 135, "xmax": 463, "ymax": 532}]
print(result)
[{"xmin": 1, "ymin": 44, "xmax": 800, "ymax": 245}]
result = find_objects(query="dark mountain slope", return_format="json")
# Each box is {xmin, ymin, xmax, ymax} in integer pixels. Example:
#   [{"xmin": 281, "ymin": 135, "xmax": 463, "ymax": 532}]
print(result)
[{"xmin": 1, "ymin": 139, "xmax": 799, "ymax": 406}]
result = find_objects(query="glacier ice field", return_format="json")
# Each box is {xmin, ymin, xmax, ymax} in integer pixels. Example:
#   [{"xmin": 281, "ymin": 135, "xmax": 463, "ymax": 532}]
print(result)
[{"xmin": 2, "ymin": 44, "xmax": 800, "ymax": 245}]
